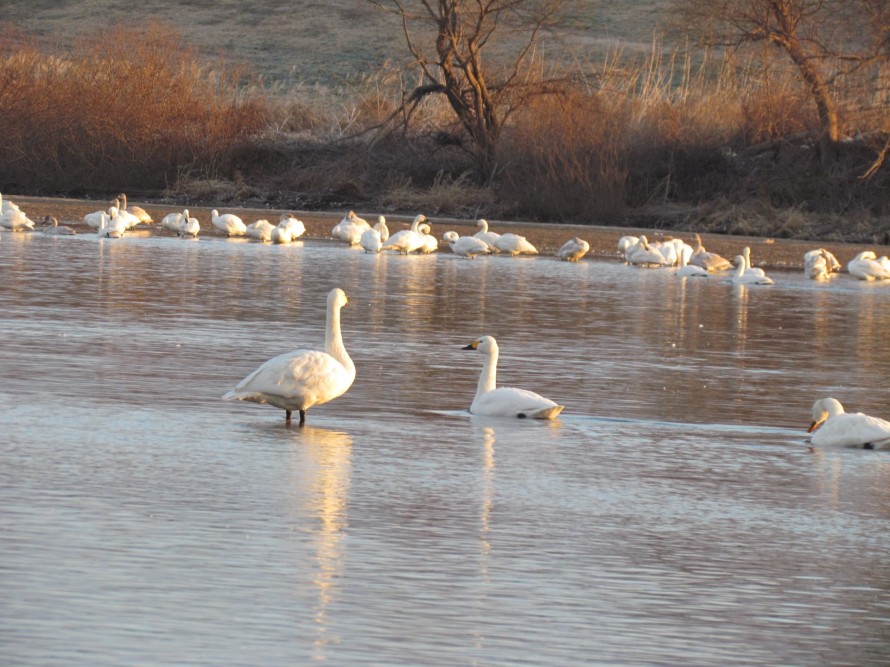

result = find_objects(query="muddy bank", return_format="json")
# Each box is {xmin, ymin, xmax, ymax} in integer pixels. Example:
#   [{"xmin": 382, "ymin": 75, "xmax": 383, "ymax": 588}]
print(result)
[{"xmin": 8, "ymin": 194, "xmax": 889, "ymax": 272}]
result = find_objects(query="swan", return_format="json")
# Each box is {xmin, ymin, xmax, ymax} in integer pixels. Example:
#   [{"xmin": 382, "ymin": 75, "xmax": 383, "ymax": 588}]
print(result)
[
  {"xmin": 222, "ymin": 288, "xmax": 355, "ymax": 426},
  {"xmin": 473, "ymin": 219, "xmax": 501, "ymax": 251},
  {"xmin": 804, "ymin": 248, "xmax": 841, "ymax": 280},
  {"xmin": 278, "ymin": 213, "xmax": 306, "ymax": 239},
  {"xmin": 675, "ymin": 251, "xmax": 708, "ymax": 277},
  {"xmin": 690, "ymin": 233, "xmax": 733, "ymax": 272},
  {"xmin": 730, "ymin": 255, "xmax": 773, "ymax": 284},
  {"xmin": 382, "ymin": 214, "xmax": 427, "ymax": 254},
  {"xmin": 416, "ymin": 223, "xmax": 439, "ymax": 253},
  {"xmin": 848, "ymin": 251, "xmax": 890, "ymax": 281},
  {"xmin": 211, "ymin": 209, "xmax": 247, "ymax": 237},
  {"xmin": 331, "ymin": 210, "xmax": 370, "ymax": 245},
  {"xmin": 246, "ymin": 219, "xmax": 275, "ymax": 242},
  {"xmin": 117, "ymin": 193, "xmax": 153, "ymax": 225},
  {"xmin": 110, "ymin": 198, "xmax": 142, "ymax": 230},
  {"xmin": 84, "ymin": 205, "xmax": 115, "ymax": 229},
  {"xmin": 178, "ymin": 209, "xmax": 200, "ymax": 238},
  {"xmin": 160, "ymin": 211, "xmax": 183, "ymax": 232},
  {"xmin": 443, "ymin": 230, "xmax": 491, "ymax": 258},
  {"xmin": 462, "ymin": 336, "xmax": 564, "ymax": 419},
  {"xmin": 617, "ymin": 235, "xmax": 639, "ymax": 261},
  {"xmin": 360, "ymin": 217, "xmax": 389, "ymax": 253},
  {"xmin": 626, "ymin": 235, "xmax": 667, "ymax": 267},
  {"xmin": 97, "ymin": 211, "xmax": 125, "ymax": 239},
  {"xmin": 557, "ymin": 237, "xmax": 590, "ymax": 262},
  {"xmin": 0, "ymin": 207, "xmax": 35, "ymax": 231},
  {"xmin": 493, "ymin": 232, "xmax": 538, "ymax": 256},
  {"xmin": 741, "ymin": 247, "xmax": 766, "ymax": 278},
  {"xmin": 808, "ymin": 398, "xmax": 890, "ymax": 449},
  {"xmin": 41, "ymin": 216, "xmax": 76, "ymax": 235},
  {"xmin": 271, "ymin": 224, "xmax": 294, "ymax": 244}
]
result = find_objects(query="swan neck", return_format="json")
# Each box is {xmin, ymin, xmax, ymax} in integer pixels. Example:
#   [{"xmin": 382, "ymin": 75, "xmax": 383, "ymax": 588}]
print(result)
[
  {"xmin": 325, "ymin": 302, "xmax": 353, "ymax": 372},
  {"xmin": 476, "ymin": 345, "xmax": 498, "ymax": 398}
]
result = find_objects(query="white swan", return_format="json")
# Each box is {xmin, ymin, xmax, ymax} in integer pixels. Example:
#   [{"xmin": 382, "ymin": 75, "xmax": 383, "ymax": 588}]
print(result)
[
  {"xmin": 360, "ymin": 217, "xmax": 389, "ymax": 253},
  {"xmin": 246, "ymin": 219, "xmax": 275, "ymax": 242},
  {"xmin": 211, "ymin": 209, "xmax": 247, "ymax": 237},
  {"xmin": 473, "ymin": 219, "xmax": 501, "ymax": 251},
  {"xmin": 730, "ymin": 255, "xmax": 773, "ymax": 284},
  {"xmin": 625, "ymin": 235, "xmax": 667, "ymax": 267},
  {"xmin": 278, "ymin": 213, "xmax": 306, "ymax": 239},
  {"xmin": 271, "ymin": 224, "xmax": 295, "ymax": 244},
  {"xmin": 178, "ymin": 209, "xmax": 200, "ymax": 238},
  {"xmin": 741, "ymin": 247, "xmax": 766, "ymax": 278},
  {"xmin": 493, "ymin": 232, "xmax": 538, "ymax": 256},
  {"xmin": 110, "ymin": 198, "xmax": 142, "ymax": 230},
  {"xmin": 97, "ymin": 211, "xmax": 125, "ymax": 239},
  {"xmin": 675, "ymin": 251, "xmax": 708, "ymax": 277},
  {"xmin": 617, "ymin": 235, "xmax": 639, "ymax": 261},
  {"xmin": 118, "ymin": 193, "xmax": 153, "ymax": 225},
  {"xmin": 84, "ymin": 205, "xmax": 115, "ymax": 229},
  {"xmin": 804, "ymin": 248, "xmax": 841, "ymax": 280},
  {"xmin": 416, "ymin": 223, "xmax": 439, "ymax": 253},
  {"xmin": 443, "ymin": 230, "xmax": 491, "ymax": 258},
  {"xmin": 690, "ymin": 233, "xmax": 733, "ymax": 272},
  {"xmin": 848, "ymin": 251, "xmax": 890, "ymax": 281},
  {"xmin": 462, "ymin": 336, "xmax": 564, "ymax": 419},
  {"xmin": 42, "ymin": 216, "xmax": 76, "ymax": 236},
  {"xmin": 808, "ymin": 398, "xmax": 890, "ymax": 449},
  {"xmin": 382, "ymin": 214, "xmax": 427, "ymax": 254},
  {"xmin": 222, "ymin": 288, "xmax": 355, "ymax": 426},
  {"xmin": 331, "ymin": 210, "xmax": 370, "ymax": 245},
  {"xmin": 0, "ymin": 207, "xmax": 35, "ymax": 231},
  {"xmin": 556, "ymin": 237, "xmax": 590, "ymax": 262}
]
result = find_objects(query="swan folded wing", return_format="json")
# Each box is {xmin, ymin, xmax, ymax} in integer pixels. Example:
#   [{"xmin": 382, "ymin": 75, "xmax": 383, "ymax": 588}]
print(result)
[
  {"xmin": 813, "ymin": 413, "xmax": 890, "ymax": 448},
  {"xmin": 472, "ymin": 387, "xmax": 563, "ymax": 419},
  {"xmin": 222, "ymin": 349, "xmax": 352, "ymax": 409}
]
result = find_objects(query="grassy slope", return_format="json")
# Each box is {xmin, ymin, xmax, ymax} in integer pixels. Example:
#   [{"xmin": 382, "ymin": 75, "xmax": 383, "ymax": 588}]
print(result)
[{"xmin": 2, "ymin": 0, "xmax": 672, "ymax": 85}]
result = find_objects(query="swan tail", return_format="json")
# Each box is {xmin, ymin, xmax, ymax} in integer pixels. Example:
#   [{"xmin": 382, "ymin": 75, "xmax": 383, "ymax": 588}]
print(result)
[{"xmin": 522, "ymin": 405, "xmax": 564, "ymax": 420}]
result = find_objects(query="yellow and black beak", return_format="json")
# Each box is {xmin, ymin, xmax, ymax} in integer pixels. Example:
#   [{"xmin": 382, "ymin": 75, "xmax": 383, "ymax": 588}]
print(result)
[
  {"xmin": 807, "ymin": 420, "xmax": 820, "ymax": 433},
  {"xmin": 462, "ymin": 341, "xmax": 479, "ymax": 350}
]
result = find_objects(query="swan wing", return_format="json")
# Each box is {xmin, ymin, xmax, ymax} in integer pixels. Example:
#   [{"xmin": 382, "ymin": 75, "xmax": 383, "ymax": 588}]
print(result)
[
  {"xmin": 811, "ymin": 412, "xmax": 890, "ymax": 448},
  {"xmin": 471, "ymin": 387, "xmax": 563, "ymax": 419},
  {"xmin": 223, "ymin": 349, "xmax": 354, "ymax": 410}
]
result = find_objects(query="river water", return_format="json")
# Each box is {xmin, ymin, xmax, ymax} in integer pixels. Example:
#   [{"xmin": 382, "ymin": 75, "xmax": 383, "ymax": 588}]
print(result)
[{"xmin": 2, "ymin": 230, "xmax": 889, "ymax": 666}]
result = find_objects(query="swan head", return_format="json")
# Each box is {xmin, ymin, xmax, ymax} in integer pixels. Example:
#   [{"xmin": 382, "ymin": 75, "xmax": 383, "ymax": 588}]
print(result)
[
  {"xmin": 808, "ymin": 398, "xmax": 845, "ymax": 432},
  {"xmin": 443, "ymin": 231, "xmax": 459, "ymax": 244},
  {"xmin": 108, "ymin": 206, "xmax": 119, "ymax": 217},
  {"xmin": 327, "ymin": 288, "xmax": 348, "ymax": 310},
  {"xmin": 732, "ymin": 255, "xmax": 746, "ymax": 267},
  {"xmin": 419, "ymin": 223, "xmax": 431, "ymax": 234},
  {"xmin": 44, "ymin": 215, "xmax": 58, "ymax": 227},
  {"xmin": 412, "ymin": 214, "xmax": 427, "ymax": 225},
  {"xmin": 855, "ymin": 250, "xmax": 877, "ymax": 261},
  {"xmin": 476, "ymin": 218, "xmax": 489, "ymax": 231},
  {"xmin": 182, "ymin": 209, "xmax": 190, "ymax": 220},
  {"xmin": 378, "ymin": 215, "xmax": 386, "ymax": 224},
  {"xmin": 462, "ymin": 335, "xmax": 497, "ymax": 354}
]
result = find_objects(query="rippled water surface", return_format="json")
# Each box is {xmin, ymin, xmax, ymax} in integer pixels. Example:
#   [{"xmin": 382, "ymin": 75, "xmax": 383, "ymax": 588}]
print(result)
[{"xmin": 2, "ymin": 231, "xmax": 890, "ymax": 666}]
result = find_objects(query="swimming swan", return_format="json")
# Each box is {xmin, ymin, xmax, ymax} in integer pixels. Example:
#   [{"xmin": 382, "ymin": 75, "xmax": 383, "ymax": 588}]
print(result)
[
  {"xmin": 730, "ymin": 255, "xmax": 773, "ymax": 284},
  {"xmin": 808, "ymin": 398, "xmax": 890, "ymax": 449},
  {"xmin": 42, "ymin": 216, "xmax": 76, "ymax": 235},
  {"xmin": 211, "ymin": 209, "xmax": 247, "ymax": 237},
  {"xmin": 222, "ymin": 288, "xmax": 355, "ymax": 426},
  {"xmin": 690, "ymin": 234, "xmax": 733, "ymax": 272},
  {"xmin": 462, "ymin": 336, "xmax": 564, "ymax": 419},
  {"xmin": 557, "ymin": 237, "xmax": 590, "ymax": 262}
]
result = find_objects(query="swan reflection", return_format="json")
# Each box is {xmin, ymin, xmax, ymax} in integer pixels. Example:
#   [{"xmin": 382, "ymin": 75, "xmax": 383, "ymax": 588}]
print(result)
[{"xmin": 287, "ymin": 425, "xmax": 353, "ymax": 661}]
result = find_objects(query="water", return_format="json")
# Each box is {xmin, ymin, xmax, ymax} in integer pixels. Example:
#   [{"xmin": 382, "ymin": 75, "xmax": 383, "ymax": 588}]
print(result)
[{"xmin": 2, "ymin": 230, "xmax": 889, "ymax": 666}]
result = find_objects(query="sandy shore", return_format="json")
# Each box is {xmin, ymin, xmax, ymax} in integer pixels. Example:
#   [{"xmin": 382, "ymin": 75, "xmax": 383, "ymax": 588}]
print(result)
[{"xmin": 9, "ymin": 195, "xmax": 889, "ymax": 272}]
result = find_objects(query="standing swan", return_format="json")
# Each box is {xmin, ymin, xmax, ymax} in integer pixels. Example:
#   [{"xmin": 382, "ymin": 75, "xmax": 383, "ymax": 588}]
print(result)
[
  {"xmin": 222, "ymin": 288, "xmax": 355, "ymax": 426},
  {"xmin": 211, "ymin": 209, "xmax": 247, "ymax": 237},
  {"xmin": 808, "ymin": 398, "xmax": 890, "ymax": 449},
  {"xmin": 462, "ymin": 336, "xmax": 564, "ymax": 419}
]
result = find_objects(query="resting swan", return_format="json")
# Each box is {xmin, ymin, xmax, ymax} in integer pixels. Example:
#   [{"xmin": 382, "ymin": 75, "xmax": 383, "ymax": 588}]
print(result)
[
  {"xmin": 222, "ymin": 288, "xmax": 355, "ymax": 426},
  {"xmin": 278, "ymin": 213, "xmax": 306, "ymax": 239},
  {"xmin": 246, "ymin": 219, "xmax": 275, "ymax": 242},
  {"xmin": 690, "ymin": 234, "xmax": 732, "ymax": 272},
  {"xmin": 360, "ymin": 217, "xmax": 389, "ymax": 253},
  {"xmin": 331, "ymin": 210, "xmax": 370, "ymax": 245},
  {"xmin": 473, "ymin": 219, "xmax": 501, "ymax": 251},
  {"xmin": 211, "ymin": 209, "xmax": 247, "ymax": 237},
  {"xmin": 493, "ymin": 232, "xmax": 538, "ymax": 256},
  {"xmin": 443, "ymin": 230, "xmax": 491, "ymax": 258},
  {"xmin": 808, "ymin": 398, "xmax": 890, "ymax": 449},
  {"xmin": 178, "ymin": 209, "xmax": 200, "ymax": 238},
  {"xmin": 804, "ymin": 248, "xmax": 841, "ymax": 280},
  {"xmin": 848, "ymin": 251, "xmax": 890, "ymax": 281},
  {"xmin": 462, "ymin": 336, "xmax": 564, "ymax": 419},
  {"xmin": 382, "ymin": 214, "xmax": 427, "ymax": 254},
  {"xmin": 556, "ymin": 237, "xmax": 590, "ymax": 262},
  {"xmin": 42, "ymin": 216, "xmax": 76, "ymax": 235},
  {"xmin": 118, "ymin": 193, "xmax": 153, "ymax": 224}
]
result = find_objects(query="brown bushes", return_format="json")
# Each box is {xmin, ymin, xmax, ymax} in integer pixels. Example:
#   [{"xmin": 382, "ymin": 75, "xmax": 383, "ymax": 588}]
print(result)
[{"xmin": 0, "ymin": 23, "xmax": 268, "ymax": 193}]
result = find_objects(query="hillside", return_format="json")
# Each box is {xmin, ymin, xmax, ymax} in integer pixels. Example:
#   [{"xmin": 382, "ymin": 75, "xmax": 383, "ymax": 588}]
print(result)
[{"xmin": 2, "ymin": 0, "xmax": 672, "ymax": 85}]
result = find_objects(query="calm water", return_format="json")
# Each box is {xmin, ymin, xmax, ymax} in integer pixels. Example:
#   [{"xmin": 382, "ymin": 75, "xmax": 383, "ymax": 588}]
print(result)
[{"xmin": 2, "ymin": 230, "xmax": 889, "ymax": 666}]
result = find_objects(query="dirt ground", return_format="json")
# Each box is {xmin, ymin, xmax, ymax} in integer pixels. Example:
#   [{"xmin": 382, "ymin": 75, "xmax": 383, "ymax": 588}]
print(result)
[{"xmin": 10, "ymin": 195, "xmax": 889, "ymax": 272}]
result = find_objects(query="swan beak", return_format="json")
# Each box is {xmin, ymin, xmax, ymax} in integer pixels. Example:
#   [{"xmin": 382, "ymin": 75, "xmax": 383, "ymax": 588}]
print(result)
[
  {"xmin": 807, "ymin": 419, "xmax": 821, "ymax": 433},
  {"xmin": 462, "ymin": 342, "xmax": 479, "ymax": 350}
]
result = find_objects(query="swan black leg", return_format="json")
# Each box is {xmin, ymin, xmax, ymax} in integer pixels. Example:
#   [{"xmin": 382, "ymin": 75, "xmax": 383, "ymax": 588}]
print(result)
[
  {"xmin": 285, "ymin": 410, "xmax": 292, "ymax": 425},
  {"xmin": 299, "ymin": 410, "xmax": 307, "ymax": 427}
]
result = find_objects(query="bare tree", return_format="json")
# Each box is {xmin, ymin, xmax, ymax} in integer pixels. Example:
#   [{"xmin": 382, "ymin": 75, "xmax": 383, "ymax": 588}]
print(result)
[
  {"xmin": 368, "ymin": 0, "xmax": 567, "ymax": 179},
  {"xmin": 670, "ymin": 0, "xmax": 886, "ymax": 168}
]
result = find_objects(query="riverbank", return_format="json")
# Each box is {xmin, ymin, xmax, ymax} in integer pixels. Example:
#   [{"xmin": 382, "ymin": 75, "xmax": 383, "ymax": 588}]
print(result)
[{"xmin": 8, "ymin": 194, "xmax": 889, "ymax": 272}]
